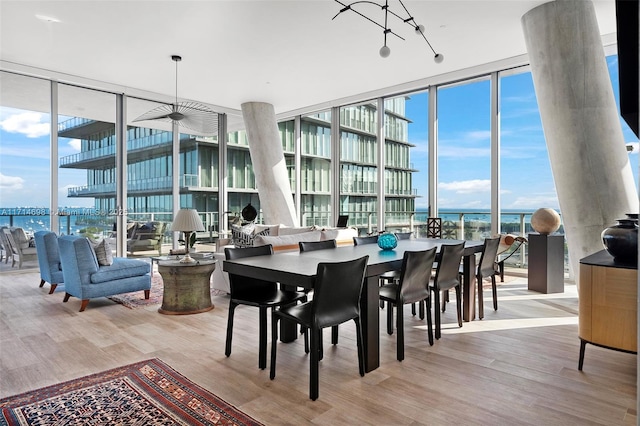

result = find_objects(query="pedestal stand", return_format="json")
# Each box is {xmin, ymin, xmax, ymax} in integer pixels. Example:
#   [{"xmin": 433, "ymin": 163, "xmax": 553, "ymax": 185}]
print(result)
[{"xmin": 527, "ymin": 233, "xmax": 564, "ymax": 293}]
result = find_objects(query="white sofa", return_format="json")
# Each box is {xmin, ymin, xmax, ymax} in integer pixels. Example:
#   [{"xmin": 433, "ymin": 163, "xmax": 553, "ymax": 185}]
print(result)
[{"xmin": 211, "ymin": 224, "xmax": 358, "ymax": 293}]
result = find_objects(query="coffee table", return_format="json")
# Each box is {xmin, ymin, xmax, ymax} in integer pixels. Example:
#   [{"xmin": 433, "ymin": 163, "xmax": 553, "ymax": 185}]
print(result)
[{"xmin": 157, "ymin": 259, "xmax": 216, "ymax": 315}]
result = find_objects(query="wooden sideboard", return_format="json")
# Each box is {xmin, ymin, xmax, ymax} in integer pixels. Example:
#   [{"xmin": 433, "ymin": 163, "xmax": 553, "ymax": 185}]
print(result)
[{"xmin": 578, "ymin": 250, "xmax": 637, "ymax": 370}]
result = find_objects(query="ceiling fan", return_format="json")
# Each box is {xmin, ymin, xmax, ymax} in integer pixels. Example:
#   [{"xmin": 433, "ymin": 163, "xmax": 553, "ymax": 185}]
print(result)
[{"xmin": 133, "ymin": 55, "xmax": 218, "ymax": 135}]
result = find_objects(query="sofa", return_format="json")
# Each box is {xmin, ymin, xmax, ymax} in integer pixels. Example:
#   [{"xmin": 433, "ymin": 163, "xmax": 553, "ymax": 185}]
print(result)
[
  {"xmin": 211, "ymin": 224, "xmax": 358, "ymax": 293},
  {"xmin": 58, "ymin": 235, "xmax": 152, "ymax": 311}
]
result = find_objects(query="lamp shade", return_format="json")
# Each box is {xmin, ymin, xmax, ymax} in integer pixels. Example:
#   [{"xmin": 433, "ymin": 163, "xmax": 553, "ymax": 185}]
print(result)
[{"xmin": 171, "ymin": 209, "xmax": 205, "ymax": 232}]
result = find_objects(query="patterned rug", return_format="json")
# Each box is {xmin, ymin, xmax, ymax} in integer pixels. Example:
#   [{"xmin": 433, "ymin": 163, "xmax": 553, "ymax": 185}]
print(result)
[
  {"xmin": 0, "ymin": 358, "xmax": 263, "ymax": 426},
  {"xmin": 108, "ymin": 272, "xmax": 164, "ymax": 308}
]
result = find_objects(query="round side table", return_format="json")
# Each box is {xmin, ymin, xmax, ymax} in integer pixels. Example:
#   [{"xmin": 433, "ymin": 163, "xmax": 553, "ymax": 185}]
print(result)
[{"xmin": 157, "ymin": 259, "xmax": 216, "ymax": 315}]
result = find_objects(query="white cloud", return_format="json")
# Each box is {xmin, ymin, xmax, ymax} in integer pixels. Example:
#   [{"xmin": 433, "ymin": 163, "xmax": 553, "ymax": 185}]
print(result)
[
  {"xmin": 68, "ymin": 139, "xmax": 81, "ymax": 151},
  {"xmin": 439, "ymin": 179, "xmax": 491, "ymax": 194},
  {"xmin": 0, "ymin": 172, "xmax": 25, "ymax": 191},
  {"xmin": 0, "ymin": 111, "xmax": 50, "ymax": 138},
  {"xmin": 509, "ymin": 195, "xmax": 559, "ymax": 210}
]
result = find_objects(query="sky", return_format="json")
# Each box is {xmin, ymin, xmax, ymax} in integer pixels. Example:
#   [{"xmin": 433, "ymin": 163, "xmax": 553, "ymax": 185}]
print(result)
[
  {"xmin": 0, "ymin": 55, "xmax": 638, "ymax": 212},
  {"xmin": 406, "ymin": 55, "xmax": 639, "ymax": 211}
]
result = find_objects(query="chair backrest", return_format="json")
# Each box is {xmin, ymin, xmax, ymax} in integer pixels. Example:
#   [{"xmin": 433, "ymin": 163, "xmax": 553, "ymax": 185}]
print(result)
[
  {"xmin": 353, "ymin": 235, "xmax": 378, "ymax": 246},
  {"xmin": 311, "ymin": 256, "xmax": 369, "ymax": 329},
  {"xmin": 3, "ymin": 227, "xmax": 19, "ymax": 255},
  {"xmin": 224, "ymin": 244, "xmax": 277, "ymax": 294},
  {"xmin": 426, "ymin": 218, "xmax": 442, "ymax": 238},
  {"xmin": 394, "ymin": 232, "xmax": 413, "ymax": 240},
  {"xmin": 336, "ymin": 215, "xmax": 349, "ymax": 228},
  {"xmin": 34, "ymin": 231, "xmax": 63, "ymax": 282},
  {"xmin": 0, "ymin": 227, "xmax": 14, "ymax": 255},
  {"xmin": 398, "ymin": 248, "xmax": 437, "ymax": 304},
  {"xmin": 58, "ymin": 235, "xmax": 100, "ymax": 296},
  {"xmin": 433, "ymin": 242, "xmax": 465, "ymax": 290},
  {"xmin": 478, "ymin": 237, "xmax": 501, "ymax": 278},
  {"xmin": 299, "ymin": 239, "xmax": 337, "ymax": 252}
]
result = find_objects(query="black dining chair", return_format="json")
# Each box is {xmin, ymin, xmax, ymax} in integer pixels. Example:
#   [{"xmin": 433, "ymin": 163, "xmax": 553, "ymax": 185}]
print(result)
[
  {"xmin": 299, "ymin": 239, "xmax": 338, "ymax": 350},
  {"xmin": 380, "ymin": 232, "xmax": 414, "ymax": 308},
  {"xmin": 430, "ymin": 242, "xmax": 465, "ymax": 339},
  {"xmin": 466, "ymin": 236, "xmax": 501, "ymax": 319},
  {"xmin": 353, "ymin": 235, "xmax": 378, "ymax": 246},
  {"xmin": 224, "ymin": 244, "xmax": 307, "ymax": 370},
  {"xmin": 379, "ymin": 247, "xmax": 437, "ymax": 361},
  {"xmin": 270, "ymin": 255, "xmax": 369, "ymax": 401}
]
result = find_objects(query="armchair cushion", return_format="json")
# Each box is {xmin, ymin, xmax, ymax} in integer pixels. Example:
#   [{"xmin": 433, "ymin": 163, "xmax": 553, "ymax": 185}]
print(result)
[{"xmin": 90, "ymin": 258, "xmax": 150, "ymax": 284}]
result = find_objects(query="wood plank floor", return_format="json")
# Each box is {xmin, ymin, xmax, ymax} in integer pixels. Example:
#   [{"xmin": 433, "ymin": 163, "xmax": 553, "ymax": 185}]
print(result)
[{"xmin": 0, "ymin": 264, "xmax": 636, "ymax": 425}]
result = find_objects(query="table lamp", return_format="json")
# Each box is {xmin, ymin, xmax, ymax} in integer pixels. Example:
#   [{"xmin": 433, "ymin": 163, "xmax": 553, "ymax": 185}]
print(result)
[{"xmin": 171, "ymin": 209, "xmax": 205, "ymax": 263}]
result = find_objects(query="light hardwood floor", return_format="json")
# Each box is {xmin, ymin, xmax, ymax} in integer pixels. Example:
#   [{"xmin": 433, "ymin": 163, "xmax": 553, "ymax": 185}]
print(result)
[{"xmin": 0, "ymin": 263, "xmax": 636, "ymax": 425}]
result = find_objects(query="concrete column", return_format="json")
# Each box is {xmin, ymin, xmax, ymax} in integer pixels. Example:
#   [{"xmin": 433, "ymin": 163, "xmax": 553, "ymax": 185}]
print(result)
[
  {"xmin": 522, "ymin": 0, "xmax": 637, "ymax": 281},
  {"xmin": 241, "ymin": 102, "xmax": 297, "ymax": 226}
]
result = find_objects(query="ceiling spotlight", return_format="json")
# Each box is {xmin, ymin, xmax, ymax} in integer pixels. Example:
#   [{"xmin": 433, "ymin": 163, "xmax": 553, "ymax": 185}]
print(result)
[{"xmin": 332, "ymin": 0, "xmax": 443, "ymax": 62}]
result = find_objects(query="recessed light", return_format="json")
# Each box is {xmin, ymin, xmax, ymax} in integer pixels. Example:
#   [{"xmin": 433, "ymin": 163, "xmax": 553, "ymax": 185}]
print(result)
[{"xmin": 35, "ymin": 14, "xmax": 60, "ymax": 23}]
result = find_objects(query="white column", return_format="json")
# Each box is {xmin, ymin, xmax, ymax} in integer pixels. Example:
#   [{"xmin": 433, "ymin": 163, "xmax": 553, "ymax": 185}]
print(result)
[
  {"xmin": 241, "ymin": 102, "xmax": 297, "ymax": 226},
  {"xmin": 522, "ymin": 0, "xmax": 637, "ymax": 281}
]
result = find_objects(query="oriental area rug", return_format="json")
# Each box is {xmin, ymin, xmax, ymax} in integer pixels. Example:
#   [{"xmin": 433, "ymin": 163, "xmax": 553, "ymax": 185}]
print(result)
[{"xmin": 0, "ymin": 358, "xmax": 263, "ymax": 426}]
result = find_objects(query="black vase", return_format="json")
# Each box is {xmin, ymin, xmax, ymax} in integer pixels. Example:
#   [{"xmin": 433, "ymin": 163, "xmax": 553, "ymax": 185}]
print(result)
[{"xmin": 601, "ymin": 218, "xmax": 638, "ymax": 264}]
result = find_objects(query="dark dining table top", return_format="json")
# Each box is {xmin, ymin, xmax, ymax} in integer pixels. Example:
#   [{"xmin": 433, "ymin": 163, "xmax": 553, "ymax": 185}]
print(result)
[{"xmin": 223, "ymin": 238, "xmax": 484, "ymax": 289}]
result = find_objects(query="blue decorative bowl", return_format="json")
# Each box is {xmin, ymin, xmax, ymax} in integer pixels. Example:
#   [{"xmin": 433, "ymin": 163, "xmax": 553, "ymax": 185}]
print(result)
[{"xmin": 377, "ymin": 233, "xmax": 398, "ymax": 250}]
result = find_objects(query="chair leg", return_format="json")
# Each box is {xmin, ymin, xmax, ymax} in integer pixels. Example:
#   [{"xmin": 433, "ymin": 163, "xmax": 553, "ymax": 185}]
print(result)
[
  {"xmin": 310, "ymin": 327, "xmax": 320, "ymax": 400},
  {"xmin": 411, "ymin": 302, "xmax": 416, "ymax": 316},
  {"xmin": 79, "ymin": 299, "xmax": 89, "ymax": 312},
  {"xmin": 478, "ymin": 276, "xmax": 484, "ymax": 320},
  {"xmin": 270, "ymin": 314, "xmax": 279, "ymax": 379},
  {"xmin": 259, "ymin": 307, "xmax": 268, "ymax": 370},
  {"xmin": 433, "ymin": 289, "xmax": 441, "ymax": 339},
  {"xmin": 331, "ymin": 325, "xmax": 339, "ymax": 344},
  {"xmin": 48, "ymin": 283, "xmax": 57, "ymax": 294},
  {"xmin": 491, "ymin": 276, "xmax": 498, "ymax": 311},
  {"xmin": 426, "ymin": 297, "xmax": 434, "ymax": 346},
  {"xmin": 396, "ymin": 303, "xmax": 404, "ymax": 361},
  {"xmin": 498, "ymin": 260, "xmax": 505, "ymax": 282},
  {"xmin": 441, "ymin": 290, "xmax": 447, "ymax": 313},
  {"xmin": 354, "ymin": 318, "xmax": 365, "ymax": 377},
  {"xmin": 144, "ymin": 289, "xmax": 150, "ymax": 299},
  {"xmin": 39, "ymin": 279, "xmax": 45, "ymax": 288},
  {"xmin": 419, "ymin": 299, "xmax": 425, "ymax": 320},
  {"xmin": 63, "ymin": 293, "xmax": 71, "ymax": 302},
  {"xmin": 386, "ymin": 301, "xmax": 394, "ymax": 335},
  {"xmin": 225, "ymin": 302, "xmax": 238, "ymax": 357},
  {"xmin": 578, "ymin": 339, "xmax": 586, "ymax": 371},
  {"xmin": 455, "ymin": 286, "xmax": 462, "ymax": 328}
]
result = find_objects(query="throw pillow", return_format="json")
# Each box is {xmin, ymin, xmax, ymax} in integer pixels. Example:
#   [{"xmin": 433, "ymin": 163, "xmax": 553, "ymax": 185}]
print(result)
[
  {"xmin": 88, "ymin": 237, "xmax": 114, "ymax": 266},
  {"xmin": 231, "ymin": 223, "xmax": 256, "ymax": 248}
]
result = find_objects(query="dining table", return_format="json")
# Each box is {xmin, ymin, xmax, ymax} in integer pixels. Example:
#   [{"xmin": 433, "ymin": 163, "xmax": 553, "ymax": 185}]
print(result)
[{"xmin": 223, "ymin": 238, "xmax": 484, "ymax": 373}]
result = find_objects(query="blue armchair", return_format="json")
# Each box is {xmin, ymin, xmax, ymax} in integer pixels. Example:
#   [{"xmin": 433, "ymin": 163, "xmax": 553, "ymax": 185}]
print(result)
[
  {"xmin": 34, "ymin": 231, "xmax": 64, "ymax": 294},
  {"xmin": 58, "ymin": 235, "xmax": 151, "ymax": 312}
]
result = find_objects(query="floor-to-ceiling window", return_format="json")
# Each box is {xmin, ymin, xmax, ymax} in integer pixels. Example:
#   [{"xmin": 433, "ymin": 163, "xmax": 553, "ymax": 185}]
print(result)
[
  {"xmin": 437, "ymin": 77, "xmax": 491, "ymax": 239},
  {"xmin": 384, "ymin": 91, "xmax": 427, "ymax": 235},
  {"xmin": 0, "ymin": 72, "xmax": 51, "ymax": 232},
  {"xmin": 340, "ymin": 102, "xmax": 378, "ymax": 235},
  {"xmin": 301, "ymin": 110, "xmax": 332, "ymax": 227}
]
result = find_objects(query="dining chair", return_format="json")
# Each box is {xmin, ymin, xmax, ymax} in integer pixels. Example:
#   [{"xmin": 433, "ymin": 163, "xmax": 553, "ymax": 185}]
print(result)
[
  {"xmin": 224, "ymin": 244, "xmax": 307, "ymax": 370},
  {"xmin": 379, "ymin": 247, "xmax": 437, "ymax": 361},
  {"xmin": 380, "ymin": 231, "xmax": 413, "ymax": 308},
  {"xmin": 468, "ymin": 236, "xmax": 501, "ymax": 319},
  {"xmin": 269, "ymin": 255, "xmax": 369, "ymax": 401},
  {"xmin": 353, "ymin": 235, "xmax": 378, "ymax": 246},
  {"xmin": 298, "ymin": 239, "xmax": 338, "ymax": 350},
  {"xmin": 431, "ymin": 242, "xmax": 465, "ymax": 339}
]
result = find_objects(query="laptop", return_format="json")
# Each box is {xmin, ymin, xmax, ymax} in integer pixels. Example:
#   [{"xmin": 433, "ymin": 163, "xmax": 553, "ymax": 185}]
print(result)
[{"xmin": 336, "ymin": 215, "xmax": 349, "ymax": 228}]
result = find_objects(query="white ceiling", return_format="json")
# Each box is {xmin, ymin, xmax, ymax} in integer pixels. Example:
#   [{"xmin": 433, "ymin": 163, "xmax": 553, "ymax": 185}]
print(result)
[{"xmin": 0, "ymin": 0, "xmax": 618, "ymax": 124}]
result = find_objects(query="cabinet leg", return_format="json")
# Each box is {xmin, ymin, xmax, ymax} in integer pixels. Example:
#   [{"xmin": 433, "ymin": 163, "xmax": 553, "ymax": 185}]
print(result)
[{"xmin": 578, "ymin": 339, "xmax": 586, "ymax": 371}]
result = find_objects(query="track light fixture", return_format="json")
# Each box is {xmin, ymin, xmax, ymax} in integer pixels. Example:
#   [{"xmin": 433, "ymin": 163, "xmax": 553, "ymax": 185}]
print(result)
[{"xmin": 332, "ymin": 0, "xmax": 443, "ymax": 62}]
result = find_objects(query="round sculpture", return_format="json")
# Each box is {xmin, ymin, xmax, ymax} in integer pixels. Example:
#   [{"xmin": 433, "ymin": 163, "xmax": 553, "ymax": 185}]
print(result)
[
  {"xmin": 377, "ymin": 233, "xmax": 398, "ymax": 250},
  {"xmin": 530, "ymin": 208, "xmax": 561, "ymax": 234},
  {"xmin": 601, "ymin": 218, "xmax": 638, "ymax": 264}
]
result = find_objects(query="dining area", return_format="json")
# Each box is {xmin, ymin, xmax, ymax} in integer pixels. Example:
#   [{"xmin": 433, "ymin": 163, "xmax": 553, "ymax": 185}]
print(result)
[{"xmin": 223, "ymin": 235, "xmax": 489, "ymax": 400}]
